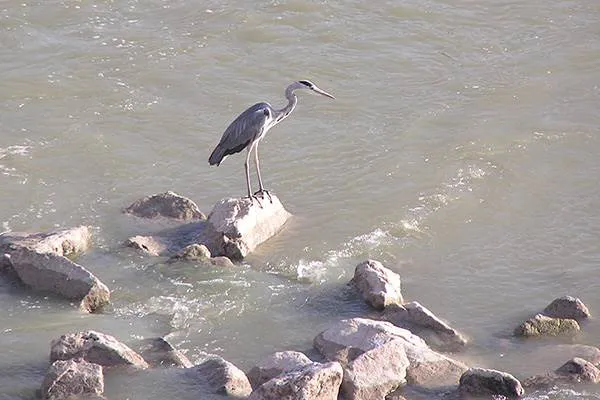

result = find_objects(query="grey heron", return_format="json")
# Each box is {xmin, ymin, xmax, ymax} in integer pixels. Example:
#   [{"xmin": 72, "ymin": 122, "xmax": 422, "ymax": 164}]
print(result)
[{"xmin": 208, "ymin": 80, "xmax": 335, "ymax": 201}]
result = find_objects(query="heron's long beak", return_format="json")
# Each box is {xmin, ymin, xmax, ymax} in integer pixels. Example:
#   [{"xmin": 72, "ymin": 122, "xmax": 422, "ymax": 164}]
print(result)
[{"xmin": 313, "ymin": 86, "xmax": 335, "ymax": 99}]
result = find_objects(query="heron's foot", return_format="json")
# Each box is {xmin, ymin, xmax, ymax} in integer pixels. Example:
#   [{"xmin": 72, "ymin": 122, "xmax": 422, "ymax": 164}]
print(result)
[
  {"xmin": 253, "ymin": 189, "xmax": 273, "ymax": 203},
  {"xmin": 245, "ymin": 194, "xmax": 264, "ymax": 208}
]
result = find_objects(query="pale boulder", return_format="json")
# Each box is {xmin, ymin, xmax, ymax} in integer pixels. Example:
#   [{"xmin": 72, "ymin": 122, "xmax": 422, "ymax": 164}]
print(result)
[
  {"xmin": 124, "ymin": 191, "xmax": 206, "ymax": 220},
  {"xmin": 314, "ymin": 318, "xmax": 467, "ymax": 389},
  {"xmin": 350, "ymin": 260, "xmax": 403, "ymax": 310},
  {"xmin": 185, "ymin": 356, "xmax": 252, "ymax": 398},
  {"xmin": 0, "ymin": 225, "xmax": 91, "ymax": 256},
  {"xmin": 208, "ymin": 195, "xmax": 291, "ymax": 260},
  {"xmin": 50, "ymin": 331, "xmax": 149, "ymax": 369},
  {"xmin": 459, "ymin": 368, "xmax": 524, "ymax": 398},
  {"xmin": 341, "ymin": 339, "xmax": 409, "ymax": 400},
  {"xmin": 41, "ymin": 358, "xmax": 104, "ymax": 400},
  {"xmin": 248, "ymin": 361, "xmax": 343, "ymax": 400},
  {"xmin": 247, "ymin": 351, "xmax": 312, "ymax": 388}
]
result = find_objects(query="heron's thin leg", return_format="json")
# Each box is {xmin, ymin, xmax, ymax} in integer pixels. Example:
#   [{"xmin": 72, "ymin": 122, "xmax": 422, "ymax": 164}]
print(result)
[
  {"xmin": 255, "ymin": 145, "xmax": 265, "ymax": 193},
  {"xmin": 244, "ymin": 150, "xmax": 252, "ymax": 199},
  {"xmin": 253, "ymin": 145, "xmax": 272, "ymax": 203},
  {"xmin": 245, "ymin": 146, "xmax": 263, "ymax": 207}
]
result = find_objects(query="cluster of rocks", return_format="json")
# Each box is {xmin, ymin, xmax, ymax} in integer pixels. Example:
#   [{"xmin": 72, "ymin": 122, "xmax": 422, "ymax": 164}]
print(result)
[
  {"xmin": 124, "ymin": 191, "xmax": 291, "ymax": 261},
  {"xmin": 2, "ymin": 191, "xmax": 599, "ymax": 399},
  {"xmin": 34, "ymin": 255, "xmax": 596, "ymax": 400},
  {"xmin": 0, "ymin": 192, "xmax": 290, "ymax": 314}
]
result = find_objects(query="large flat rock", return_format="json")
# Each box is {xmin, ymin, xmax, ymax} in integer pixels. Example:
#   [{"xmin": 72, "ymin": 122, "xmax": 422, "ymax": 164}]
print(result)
[{"xmin": 0, "ymin": 226, "xmax": 109, "ymax": 313}]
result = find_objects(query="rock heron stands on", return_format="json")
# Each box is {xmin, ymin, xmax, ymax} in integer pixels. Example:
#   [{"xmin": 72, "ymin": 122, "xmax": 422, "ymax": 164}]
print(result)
[{"xmin": 208, "ymin": 80, "xmax": 335, "ymax": 202}]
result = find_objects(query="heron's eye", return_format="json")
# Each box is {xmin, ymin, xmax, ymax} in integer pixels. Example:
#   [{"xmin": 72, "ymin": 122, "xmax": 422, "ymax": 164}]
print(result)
[{"xmin": 299, "ymin": 80, "xmax": 312, "ymax": 87}]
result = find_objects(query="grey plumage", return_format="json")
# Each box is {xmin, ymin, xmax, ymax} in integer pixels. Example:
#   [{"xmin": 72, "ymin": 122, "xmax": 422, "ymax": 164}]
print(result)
[{"xmin": 208, "ymin": 80, "xmax": 335, "ymax": 199}]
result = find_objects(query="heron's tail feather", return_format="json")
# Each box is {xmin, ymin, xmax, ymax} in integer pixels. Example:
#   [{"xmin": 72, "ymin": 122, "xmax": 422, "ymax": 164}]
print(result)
[
  {"xmin": 208, "ymin": 139, "xmax": 251, "ymax": 166},
  {"xmin": 208, "ymin": 146, "xmax": 225, "ymax": 166}
]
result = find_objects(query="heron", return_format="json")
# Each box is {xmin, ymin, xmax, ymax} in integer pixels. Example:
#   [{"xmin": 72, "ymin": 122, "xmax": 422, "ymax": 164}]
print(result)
[{"xmin": 208, "ymin": 80, "xmax": 335, "ymax": 202}]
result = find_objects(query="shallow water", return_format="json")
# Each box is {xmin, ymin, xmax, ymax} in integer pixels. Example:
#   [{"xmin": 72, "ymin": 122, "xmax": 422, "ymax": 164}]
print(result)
[{"xmin": 1, "ymin": 0, "xmax": 600, "ymax": 398}]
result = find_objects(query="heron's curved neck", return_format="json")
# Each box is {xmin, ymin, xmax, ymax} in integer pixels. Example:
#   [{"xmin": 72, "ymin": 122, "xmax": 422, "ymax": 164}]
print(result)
[{"xmin": 274, "ymin": 86, "xmax": 298, "ymax": 123}]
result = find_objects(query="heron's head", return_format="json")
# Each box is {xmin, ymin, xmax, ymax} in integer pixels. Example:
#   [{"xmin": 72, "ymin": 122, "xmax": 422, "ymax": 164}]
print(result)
[{"xmin": 296, "ymin": 80, "xmax": 335, "ymax": 99}]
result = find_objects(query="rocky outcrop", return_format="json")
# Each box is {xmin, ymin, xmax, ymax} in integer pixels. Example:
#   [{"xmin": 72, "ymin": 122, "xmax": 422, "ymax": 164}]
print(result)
[
  {"xmin": 523, "ymin": 357, "xmax": 600, "ymax": 389},
  {"xmin": 459, "ymin": 368, "xmax": 524, "ymax": 398},
  {"xmin": 247, "ymin": 351, "xmax": 312, "ymax": 388},
  {"xmin": 248, "ymin": 361, "xmax": 343, "ymax": 400},
  {"xmin": 0, "ymin": 227, "xmax": 110, "ymax": 313},
  {"xmin": 126, "ymin": 194, "xmax": 291, "ymax": 260},
  {"xmin": 314, "ymin": 318, "xmax": 467, "ymax": 390},
  {"xmin": 350, "ymin": 260, "xmax": 403, "ymax": 310},
  {"xmin": 124, "ymin": 191, "xmax": 206, "ymax": 220},
  {"xmin": 185, "ymin": 356, "xmax": 252, "ymax": 398},
  {"xmin": 41, "ymin": 358, "xmax": 104, "ymax": 400},
  {"xmin": 543, "ymin": 296, "xmax": 591, "ymax": 321},
  {"xmin": 341, "ymin": 339, "xmax": 409, "ymax": 400},
  {"xmin": 137, "ymin": 337, "xmax": 192, "ymax": 368},
  {"xmin": 514, "ymin": 313, "xmax": 580, "ymax": 337},
  {"xmin": 50, "ymin": 331, "xmax": 149, "ymax": 369},
  {"xmin": 207, "ymin": 195, "xmax": 291, "ymax": 260},
  {"xmin": 384, "ymin": 302, "xmax": 467, "ymax": 352}
]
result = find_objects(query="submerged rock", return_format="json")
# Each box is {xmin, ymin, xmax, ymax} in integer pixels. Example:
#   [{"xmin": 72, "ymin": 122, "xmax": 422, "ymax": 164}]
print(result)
[
  {"xmin": 185, "ymin": 356, "xmax": 252, "ymax": 398},
  {"xmin": 524, "ymin": 357, "xmax": 600, "ymax": 389},
  {"xmin": 248, "ymin": 361, "xmax": 343, "ymax": 400},
  {"xmin": 124, "ymin": 191, "xmax": 206, "ymax": 221},
  {"xmin": 247, "ymin": 351, "xmax": 312, "ymax": 388},
  {"xmin": 169, "ymin": 243, "xmax": 211, "ymax": 262},
  {"xmin": 50, "ymin": 331, "xmax": 149, "ymax": 369},
  {"xmin": 459, "ymin": 368, "xmax": 524, "ymax": 398},
  {"xmin": 543, "ymin": 296, "xmax": 591, "ymax": 321},
  {"xmin": 137, "ymin": 337, "xmax": 192, "ymax": 368},
  {"xmin": 350, "ymin": 260, "xmax": 403, "ymax": 310},
  {"xmin": 514, "ymin": 313, "xmax": 580, "ymax": 337},
  {"xmin": 0, "ymin": 226, "xmax": 109, "ymax": 313},
  {"xmin": 384, "ymin": 302, "xmax": 467, "ymax": 352},
  {"xmin": 209, "ymin": 256, "xmax": 235, "ymax": 268},
  {"xmin": 314, "ymin": 318, "xmax": 467, "ymax": 390},
  {"xmin": 41, "ymin": 358, "xmax": 104, "ymax": 400}
]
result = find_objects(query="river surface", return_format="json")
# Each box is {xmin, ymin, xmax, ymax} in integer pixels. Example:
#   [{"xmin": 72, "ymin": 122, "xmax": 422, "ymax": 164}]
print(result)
[{"xmin": 1, "ymin": 0, "xmax": 599, "ymax": 399}]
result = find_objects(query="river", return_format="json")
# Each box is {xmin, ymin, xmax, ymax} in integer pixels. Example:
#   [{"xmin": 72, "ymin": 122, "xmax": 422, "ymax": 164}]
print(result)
[{"xmin": 1, "ymin": 0, "xmax": 599, "ymax": 399}]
